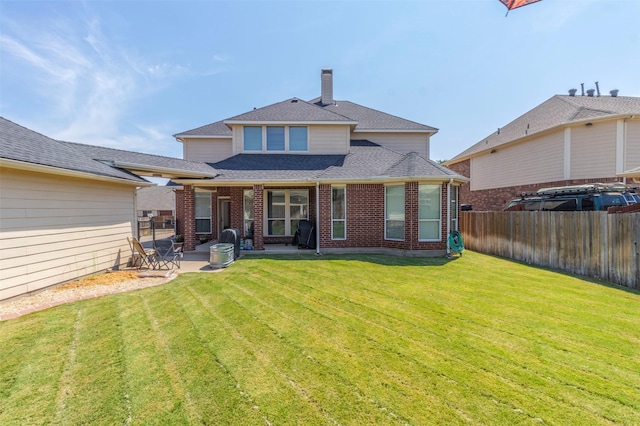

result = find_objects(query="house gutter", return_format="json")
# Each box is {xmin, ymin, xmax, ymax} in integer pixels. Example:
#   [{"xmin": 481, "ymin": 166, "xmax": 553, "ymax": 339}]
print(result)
[
  {"xmin": 316, "ymin": 181, "xmax": 321, "ymax": 255},
  {"xmin": 446, "ymin": 178, "xmax": 453, "ymax": 256}
]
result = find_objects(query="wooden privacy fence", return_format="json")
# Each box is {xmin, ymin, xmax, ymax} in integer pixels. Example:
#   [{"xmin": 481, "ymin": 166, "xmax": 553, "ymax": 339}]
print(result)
[{"xmin": 460, "ymin": 211, "xmax": 640, "ymax": 288}]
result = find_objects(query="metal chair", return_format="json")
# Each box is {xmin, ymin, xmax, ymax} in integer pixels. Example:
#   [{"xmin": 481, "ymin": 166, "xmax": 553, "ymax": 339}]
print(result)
[
  {"xmin": 127, "ymin": 236, "xmax": 157, "ymax": 269},
  {"xmin": 153, "ymin": 239, "xmax": 181, "ymax": 269}
]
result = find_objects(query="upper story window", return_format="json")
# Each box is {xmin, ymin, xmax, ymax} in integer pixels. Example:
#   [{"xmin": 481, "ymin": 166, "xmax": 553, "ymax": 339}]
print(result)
[
  {"xmin": 243, "ymin": 125, "xmax": 308, "ymax": 152},
  {"xmin": 267, "ymin": 126, "xmax": 285, "ymax": 151},
  {"xmin": 244, "ymin": 126, "xmax": 262, "ymax": 151}
]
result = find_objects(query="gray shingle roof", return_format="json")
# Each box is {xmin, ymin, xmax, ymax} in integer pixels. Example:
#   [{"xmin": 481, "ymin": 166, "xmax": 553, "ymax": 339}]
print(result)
[
  {"xmin": 173, "ymin": 120, "xmax": 231, "ymax": 138},
  {"xmin": 202, "ymin": 140, "xmax": 464, "ymax": 183},
  {"xmin": 1, "ymin": 116, "xmax": 217, "ymax": 182},
  {"xmin": 448, "ymin": 95, "xmax": 640, "ymax": 162},
  {"xmin": 175, "ymin": 97, "xmax": 436, "ymax": 137},
  {"xmin": 63, "ymin": 141, "xmax": 217, "ymax": 177},
  {"xmin": 0, "ymin": 117, "xmax": 147, "ymax": 182},
  {"xmin": 224, "ymin": 98, "xmax": 355, "ymax": 123},
  {"xmin": 311, "ymin": 99, "xmax": 438, "ymax": 133}
]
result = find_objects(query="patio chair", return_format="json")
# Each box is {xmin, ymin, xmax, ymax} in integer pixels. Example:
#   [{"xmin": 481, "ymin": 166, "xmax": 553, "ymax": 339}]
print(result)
[
  {"xmin": 127, "ymin": 236, "xmax": 157, "ymax": 269},
  {"xmin": 153, "ymin": 239, "xmax": 181, "ymax": 269}
]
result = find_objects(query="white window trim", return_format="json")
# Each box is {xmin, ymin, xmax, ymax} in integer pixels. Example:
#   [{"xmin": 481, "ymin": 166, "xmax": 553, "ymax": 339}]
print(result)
[
  {"xmin": 263, "ymin": 189, "xmax": 309, "ymax": 236},
  {"xmin": 384, "ymin": 184, "xmax": 405, "ymax": 241},
  {"xmin": 418, "ymin": 184, "xmax": 442, "ymax": 242},
  {"xmin": 331, "ymin": 185, "xmax": 346, "ymax": 240},
  {"xmin": 450, "ymin": 186, "xmax": 458, "ymax": 233},
  {"xmin": 242, "ymin": 125, "xmax": 309, "ymax": 153}
]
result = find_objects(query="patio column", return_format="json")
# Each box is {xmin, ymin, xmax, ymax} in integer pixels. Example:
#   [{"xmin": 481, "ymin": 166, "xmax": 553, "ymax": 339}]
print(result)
[
  {"xmin": 253, "ymin": 184, "xmax": 264, "ymax": 250},
  {"xmin": 183, "ymin": 184, "xmax": 197, "ymax": 251}
]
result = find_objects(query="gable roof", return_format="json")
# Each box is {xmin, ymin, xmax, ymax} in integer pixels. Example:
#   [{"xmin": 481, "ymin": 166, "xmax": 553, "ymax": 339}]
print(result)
[
  {"xmin": 173, "ymin": 140, "xmax": 465, "ymax": 185},
  {"xmin": 1, "ymin": 116, "xmax": 217, "ymax": 183},
  {"xmin": 174, "ymin": 97, "xmax": 436, "ymax": 137},
  {"xmin": 448, "ymin": 95, "xmax": 640, "ymax": 163},
  {"xmin": 224, "ymin": 98, "xmax": 356, "ymax": 124}
]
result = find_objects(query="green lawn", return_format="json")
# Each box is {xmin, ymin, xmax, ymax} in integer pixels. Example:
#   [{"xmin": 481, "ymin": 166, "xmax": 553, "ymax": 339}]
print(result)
[{"xmin": 1, "ymin": 252, "xmax": 639, "ymax": 425}]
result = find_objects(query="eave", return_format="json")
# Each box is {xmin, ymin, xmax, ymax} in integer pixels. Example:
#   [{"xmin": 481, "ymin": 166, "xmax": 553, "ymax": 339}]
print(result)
[
  {"xmin": 0, "ymin": 158, "xmax": 154, "ymax": 187},
  {"xmin": 102, "ymin": 160, "xmax": 218, "ymax": 179}
]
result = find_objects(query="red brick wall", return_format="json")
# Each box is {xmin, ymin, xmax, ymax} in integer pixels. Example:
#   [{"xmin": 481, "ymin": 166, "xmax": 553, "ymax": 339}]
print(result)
[{"xmin": 448, "ymin": 159, "xmax": 622, "ymax": 211}]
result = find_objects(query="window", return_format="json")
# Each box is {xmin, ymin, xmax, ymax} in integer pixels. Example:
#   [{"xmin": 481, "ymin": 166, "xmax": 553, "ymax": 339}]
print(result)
[
  {"xmin": 332, "ymin": 186, "xmax": 346, "ymax": 239},
  {"xmin": 267, "ymin": 126, "xmax": 285, "ymax": 151},
  {"xmin": 195, "ymin": 191, "xmax": 211, "ymax": 234},
  {"xmin": 385, "ymin": 185, "xmax": 405, "ymax": 240},
  {"xmin": 289, "ymin": 126, "xmax": 308, "ymax": 151},
  {"xmin": 243, "ymin": 190, "xmax": 254, "ymax": 236},
  {"xmin": 243, "ymin": 125, "xmax": 308, "ymax": 152},
  {"xmin": 418, "ymin": 184, "xmax": 441, "ymax": 241},
  {"xmin": 266, "ymin": 189, "xmax": 309, "ymax": 236},
  {"xmin": 244, "ymin": 126, "xmax": 262, "ymax": 151}
]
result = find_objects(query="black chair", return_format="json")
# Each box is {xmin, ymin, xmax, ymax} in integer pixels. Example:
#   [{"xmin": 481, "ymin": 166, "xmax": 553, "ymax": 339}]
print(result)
[
  {"xmin": 294, "ymin": 220, "xmax": 316, "ymax": 249},
  {"xmin": 153, "ymin": 239, "xmax": 181, "ymax": 269}
]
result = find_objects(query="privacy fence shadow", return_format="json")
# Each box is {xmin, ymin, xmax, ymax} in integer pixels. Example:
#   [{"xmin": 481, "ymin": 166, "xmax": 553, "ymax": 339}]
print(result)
[{"xmin": 460, "ymin": 211, "xmax": 640, "ymax": 289}]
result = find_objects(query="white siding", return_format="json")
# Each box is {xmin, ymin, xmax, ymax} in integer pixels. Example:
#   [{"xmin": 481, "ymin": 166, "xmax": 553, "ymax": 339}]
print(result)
[
  {"xmin": 471, "ymin": 132, "xmax": 564, "ymax": 191},
  {"xmin": 625, "ymin": 119, "xmax": 640, "ymax": 171},
  {"xmin": 0, "ymin": 168, "xmax": 136, "ymax": 300},
  {"xmin": 183, "ymin": 138, "xmax": 233, "ymax": 162},
  {"xmin": 353, "ymin": 132, "xmax": 430, "ymax": 157},
  {"xmin": 570, "ymin": 121, "xmax": 616, "ymax": 179}
]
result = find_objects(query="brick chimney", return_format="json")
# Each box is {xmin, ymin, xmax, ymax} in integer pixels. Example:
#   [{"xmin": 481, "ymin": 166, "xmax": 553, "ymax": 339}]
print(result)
[{"xmin": 321, "ymin": 68, "xmax": 333, "ymax": 106}]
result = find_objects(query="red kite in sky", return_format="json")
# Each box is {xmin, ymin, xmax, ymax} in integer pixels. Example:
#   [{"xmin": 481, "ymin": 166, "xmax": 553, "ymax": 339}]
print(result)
[{"xmin": 499, "ymin": 0, "xmax": 542, "ymax": 15}]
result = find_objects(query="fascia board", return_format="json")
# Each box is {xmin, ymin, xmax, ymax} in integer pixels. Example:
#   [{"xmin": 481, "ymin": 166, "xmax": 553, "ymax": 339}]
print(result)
[{"xmin": 223, "ymin": 120, "xmax": 358, "ymax": 126}]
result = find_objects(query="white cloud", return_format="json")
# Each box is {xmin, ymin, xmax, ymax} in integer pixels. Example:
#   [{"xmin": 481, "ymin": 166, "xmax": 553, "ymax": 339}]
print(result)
[{"xmin": 0, "ymin": 12, "xmax": 187, "ymax": 157}]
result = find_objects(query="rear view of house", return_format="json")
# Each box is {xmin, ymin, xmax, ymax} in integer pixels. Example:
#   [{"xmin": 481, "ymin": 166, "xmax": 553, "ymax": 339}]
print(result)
[
  {"xmin": 445, "ymin": 90, "xmax": 640, "ymax": 211},
  {"xmin": 173, "ymin": 69, "xmax": 467, "ymax": 254}
]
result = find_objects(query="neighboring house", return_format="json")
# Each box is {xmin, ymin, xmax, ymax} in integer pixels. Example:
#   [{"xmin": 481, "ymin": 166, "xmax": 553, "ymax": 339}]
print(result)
[
  {"xmin": 0, "ymin": 117, "xmax": 215, "ymax": 300},
  {"xmin": 172, "ymin": 69, "xmax": 467, "ymax": 253},
  {"xmin": 444, "ymin": 92, "xmax": 640, "ymax": 211},
  {"xmin": 137, "ymin": 186, "xmax": 176, "ymax": 217}
]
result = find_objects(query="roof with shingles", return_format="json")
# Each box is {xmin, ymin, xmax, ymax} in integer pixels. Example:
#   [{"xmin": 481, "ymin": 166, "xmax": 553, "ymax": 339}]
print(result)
[
  {"xmin": 224, "ymin": 98, "xmax": 355, "ymax": 123},
  {"xmin": 0, "ymin": 117, "xmax": 147, "ymax": 182},
  {"xmin": 448, "ymin": 95, "xmax": 640, "ymax": 163},
  {"xmin": 175, "ymin": 98, "xmax": 436, "ymax": 136},
  {"xmin": 1, "ymin": 116, "xmax": 217, "ymax": 182},
  {"xmin": 63, "ymin": 141, "xmax": 217, "ymax": 176},
  {"xmin": 203, "ymin": 140, "xmax": 464, "ymax": 183}
]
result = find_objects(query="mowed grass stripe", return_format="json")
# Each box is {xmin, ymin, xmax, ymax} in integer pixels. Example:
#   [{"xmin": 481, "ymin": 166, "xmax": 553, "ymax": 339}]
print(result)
[
  {"xmin": 217, "ymin": 267, "xmax": 501, "ymax": 424},
  {"xmin": 1, "ymin": 252, "xmax": 639, "ymax": 425},
  {"xmin": 232, "ymin": 257, "xmax": 639, "ymax": 423},
  {"xmin": 181, "ymin": 277, "xmax": 386, "ymax": 425},
  {"xmin": 0, "ymin": 307, "xmax": 76, "ymax": 425},
  {"xmin": 115, "ymin": 292, "xmax": 191, "ymax": 424}
]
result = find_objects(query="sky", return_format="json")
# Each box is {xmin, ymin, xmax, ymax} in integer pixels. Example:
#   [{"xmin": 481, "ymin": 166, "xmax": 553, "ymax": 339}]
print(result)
[{"xmin": 1, "ymin": 0, "xmax": 639, "ymax": 164}]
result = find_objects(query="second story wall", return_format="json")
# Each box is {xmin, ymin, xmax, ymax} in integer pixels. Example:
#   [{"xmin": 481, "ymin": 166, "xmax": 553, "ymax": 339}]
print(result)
[
  {"xmin": 353, "ymin": 132, "xmax": 430, "ymax": 157},
  {"xmin": 183, "ymin": 138, "xmax": 233, "ymax": 162},
  {"xmin": 471, "ymin": 131, "xmax": 564, "ymax": 191},
  {"xmin": 570, "ymin": 121, "xmax": 616, "ymax": 180},
  {"xmin": 626, "ymin": 119, "xmax": 640, "ymax": 172},
  {"xmin": 230, "ymin": 124, "xmax": 350, "ymax": 155}
]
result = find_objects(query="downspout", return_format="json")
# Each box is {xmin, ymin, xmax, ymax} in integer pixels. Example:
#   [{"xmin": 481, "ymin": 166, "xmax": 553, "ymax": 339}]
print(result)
[
  {"xmin": 446, "ymin": 178, "xmax": 453, "ymax": 256},
  {"xmin": 316, "ymin": 181, "xmax": 320, "ymax": 254}
]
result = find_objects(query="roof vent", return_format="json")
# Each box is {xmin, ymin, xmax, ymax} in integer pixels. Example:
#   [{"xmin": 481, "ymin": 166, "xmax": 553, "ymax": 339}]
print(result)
[
  {"xmin": 291, "ymin": 99, "xmax": 298, "ymax": 103},
  {"xmin": 586, "ymin": 89, "xmax": 595, "ymax": 97},
  {"xmin": 595, "ymin": 81, "xmax": 601, "ymax": 97},
  {"xmin": 610, "ymin": 89, "xmax": 619, "ymax": 97},
  {"xmin": 568, "ymin": 88, "xmax": 577, "ymax": 97}
]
